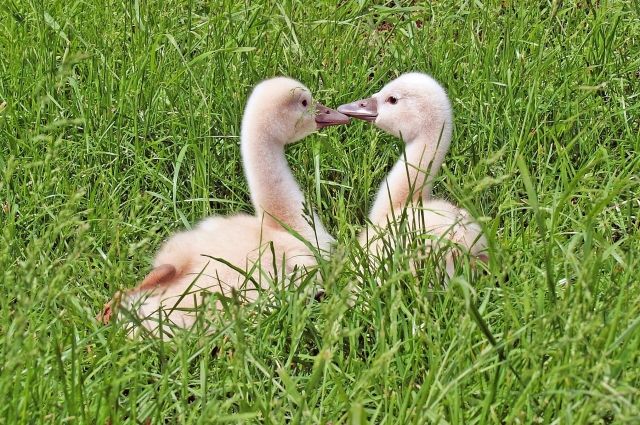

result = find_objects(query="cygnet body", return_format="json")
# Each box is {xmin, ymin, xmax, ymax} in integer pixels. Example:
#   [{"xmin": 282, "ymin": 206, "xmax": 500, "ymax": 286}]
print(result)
[
  {"xmin": 102, "ymin": 77, "xmax": 349, "ymax": 336},
  {"xmin": 338, "ymin": 73, "xmax": 488, "ymax": 278}
]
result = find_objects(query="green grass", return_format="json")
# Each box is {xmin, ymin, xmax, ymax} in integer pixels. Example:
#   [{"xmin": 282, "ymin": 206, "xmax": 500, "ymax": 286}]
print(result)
[{"xmin": 1, "ymin": 0, "xmax": 639, "ymax": 423}]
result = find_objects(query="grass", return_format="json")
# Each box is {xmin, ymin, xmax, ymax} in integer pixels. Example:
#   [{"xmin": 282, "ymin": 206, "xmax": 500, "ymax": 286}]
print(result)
[{"xmin": 1, "ymin": 0, "xmax": 639, "ymax": 423}]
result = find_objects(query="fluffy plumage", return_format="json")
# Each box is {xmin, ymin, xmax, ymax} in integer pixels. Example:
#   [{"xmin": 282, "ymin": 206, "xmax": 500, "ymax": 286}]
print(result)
[
  {"xmin": 339, "ymin": 73, "xmax": 488, "ymax": 279},
  {"xmin": 100, "ymin": 77, "xmax": 347, "ymax": 336}
]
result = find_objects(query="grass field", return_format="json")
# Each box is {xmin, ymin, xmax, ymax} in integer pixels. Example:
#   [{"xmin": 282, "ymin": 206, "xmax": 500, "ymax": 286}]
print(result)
[{"xmin": 1, "ymin": 0, "xmax": 640, "ymax": 423}]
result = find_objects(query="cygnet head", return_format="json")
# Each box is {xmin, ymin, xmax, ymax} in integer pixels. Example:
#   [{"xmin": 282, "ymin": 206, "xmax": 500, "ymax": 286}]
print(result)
[
  {"xmin": 242, "ymin": 77, "xmax": 350, "ymax": 145},
  {"xmin": 338, "ymin": 73, "xmax": 452, "ymax": 143}
]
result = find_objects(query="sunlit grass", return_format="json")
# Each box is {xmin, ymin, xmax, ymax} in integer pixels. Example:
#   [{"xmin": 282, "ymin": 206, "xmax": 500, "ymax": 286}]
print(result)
[{"xmin": 1, "ymin": 0, "xmax": 639, "ymax": 423}]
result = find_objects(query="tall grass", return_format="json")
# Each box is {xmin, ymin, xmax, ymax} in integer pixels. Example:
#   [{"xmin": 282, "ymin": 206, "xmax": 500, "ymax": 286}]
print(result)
[{"xmin": 1, "ymin": 0, "xmax": 639, "ymax": 423}]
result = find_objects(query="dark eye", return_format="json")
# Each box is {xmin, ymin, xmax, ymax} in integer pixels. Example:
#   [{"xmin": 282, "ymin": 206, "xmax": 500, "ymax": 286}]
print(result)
[
  {"xmin": 301, "ymin": 99, "xmax": 308, "ymax": 107},
  {"xmin": 387, "ymin": 96, "xmax": 398, "ymax": 104}
]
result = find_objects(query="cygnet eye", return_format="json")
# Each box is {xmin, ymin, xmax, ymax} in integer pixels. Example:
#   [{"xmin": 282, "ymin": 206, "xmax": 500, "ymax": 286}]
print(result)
[
  {"xmin": 387, "ymin": 96, "xmax": 398, "ymax": 105},
  {"xmin": 301, "ymin": 99, "xmax": 308, "ymax": 107}
]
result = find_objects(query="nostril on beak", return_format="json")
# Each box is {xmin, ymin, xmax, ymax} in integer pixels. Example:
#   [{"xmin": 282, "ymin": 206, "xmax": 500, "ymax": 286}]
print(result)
[{"xmin": 360, "ymin": 102, "xmax": 366, "ymax": 107}]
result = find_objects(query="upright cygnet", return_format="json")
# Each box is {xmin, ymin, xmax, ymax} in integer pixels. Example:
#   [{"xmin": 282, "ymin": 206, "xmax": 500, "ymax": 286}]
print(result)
[
  {"xmin": 338, "ymin": 73, "xmax": 488, "ymax": 279},
  {"xmin": 101, "ymin": 77, "xmax": 349, "ymax": 336}
]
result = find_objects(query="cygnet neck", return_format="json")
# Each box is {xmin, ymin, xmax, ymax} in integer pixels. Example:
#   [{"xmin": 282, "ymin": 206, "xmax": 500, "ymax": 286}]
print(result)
[
  {"xmin": 241, "ymin": 128, "xmax": 327, "ymax": 246},
  {"xmin": 368, "ymin": 122, "xmax": 452, "ymax": 226}
]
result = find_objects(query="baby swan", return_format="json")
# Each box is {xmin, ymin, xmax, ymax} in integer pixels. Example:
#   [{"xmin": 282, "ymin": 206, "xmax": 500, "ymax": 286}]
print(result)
[
  {"xmin": 338, "ymin": 73, "xmax": 488, "ymax": 278},
  {"xmin": 101, "ymin": 77, "xmax": 349, "ymax": 336}
]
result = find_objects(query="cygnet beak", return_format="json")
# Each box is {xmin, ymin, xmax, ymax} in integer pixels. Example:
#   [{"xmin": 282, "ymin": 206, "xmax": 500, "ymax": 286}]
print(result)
[
  {"xmin": 315, "ymin": 103, "xmax": 350, "ymax": 129},
  {"xmin": 337, "ymin": 97, "xmax": 378, "ymax": 122}
]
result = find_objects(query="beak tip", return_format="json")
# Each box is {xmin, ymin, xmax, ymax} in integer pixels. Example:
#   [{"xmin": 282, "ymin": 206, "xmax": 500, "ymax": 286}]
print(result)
[
  {"xmin": 335, "ymin": 98, "xmax": 378, "ymax": 121},
  {"xmin": 314, "ymin": 102, "xmax": 351, "ymax": 128}
]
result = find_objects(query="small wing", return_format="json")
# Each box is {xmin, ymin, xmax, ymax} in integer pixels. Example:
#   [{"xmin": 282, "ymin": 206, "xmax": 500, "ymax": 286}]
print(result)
[{"xmin": 98, "ymin": 264, "xmax": 178, "ymax": 325}]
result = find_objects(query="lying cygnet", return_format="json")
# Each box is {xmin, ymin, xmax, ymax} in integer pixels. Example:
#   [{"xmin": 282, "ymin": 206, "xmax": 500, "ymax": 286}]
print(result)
[
  {"xmin": 338, "ymin": 73, "xmax": 488, "ymax": 279},
  {"xmin": 100, "ymin": 77, "xmax": 349, "ymax": 336}
]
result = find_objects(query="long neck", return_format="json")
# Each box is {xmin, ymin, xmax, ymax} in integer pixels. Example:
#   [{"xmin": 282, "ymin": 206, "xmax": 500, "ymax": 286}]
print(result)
[
  {"xmin": 368, "ymin": 123, "xmax": 451, "ymax": 226},
  {"xmin": 241, "ymin": 129, "xmax": 331, "ymax": 247}
]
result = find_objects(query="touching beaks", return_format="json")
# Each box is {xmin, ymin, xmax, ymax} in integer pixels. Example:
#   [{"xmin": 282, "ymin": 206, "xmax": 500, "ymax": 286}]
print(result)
[
  {"xmin": 315, "ymin": 103, "xmax": 350, "ymax": 129},
  {"xmin": 337, "ymin": 97, "xmax": 378, "ymax": 122}
]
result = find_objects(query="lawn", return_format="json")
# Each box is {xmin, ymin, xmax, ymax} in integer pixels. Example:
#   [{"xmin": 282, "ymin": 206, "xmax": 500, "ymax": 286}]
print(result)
[{"xmin": 1, "ymin": 0, "xmax": 639, "ymax": 423}]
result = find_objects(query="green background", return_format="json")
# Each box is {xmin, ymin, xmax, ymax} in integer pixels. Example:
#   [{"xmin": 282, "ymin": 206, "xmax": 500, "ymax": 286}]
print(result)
[{"xmin": 1, "ymin": 0, "xmax": 639, "ymax": 423}]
